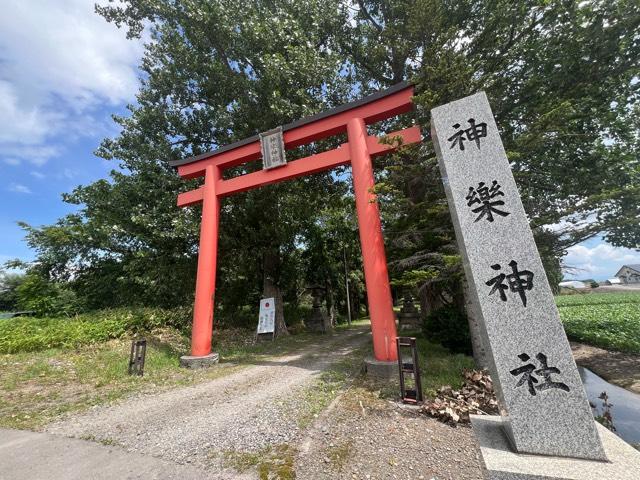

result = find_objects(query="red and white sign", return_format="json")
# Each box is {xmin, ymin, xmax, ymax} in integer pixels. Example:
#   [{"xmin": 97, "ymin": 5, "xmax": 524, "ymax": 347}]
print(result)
[{"xmin": 257, "ymin": 297, "xmax": 276, "ymax": 334}]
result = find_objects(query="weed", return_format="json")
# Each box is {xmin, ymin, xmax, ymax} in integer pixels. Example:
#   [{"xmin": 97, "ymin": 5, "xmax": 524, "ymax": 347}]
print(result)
[
  {"xmin": 327, "ymin": 440, "xmax": 354, "ymax": 471},
  {"xmin": 222, "ymin": 444, "xmax": 296, "ymax": 480},
  {"xmin": 295, "ymin": 342, "xmax": 369, "ymax": 428}
]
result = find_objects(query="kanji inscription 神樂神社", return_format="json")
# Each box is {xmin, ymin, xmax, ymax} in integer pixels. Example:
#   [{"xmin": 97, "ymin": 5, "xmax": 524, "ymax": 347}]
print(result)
[{"xmin": 431, "ymin": 92, "xmax": 606, "ymax": 461}]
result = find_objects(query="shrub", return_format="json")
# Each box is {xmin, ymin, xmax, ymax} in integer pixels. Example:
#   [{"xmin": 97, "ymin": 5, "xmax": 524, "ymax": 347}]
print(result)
[
  {"xmin": 423, "ymin": 305, "xmax": 472, "ymax": 355},
  {"xmin": 16, "ymin": 275, "xmax": 83, "ymax": 317},
  {"xmin": 0, "ymin": 306, "xmax": 192, "ymax": 354},
  {"xmin": 0, "ymin": 272, "xmax": 25, "ymax": 311}
]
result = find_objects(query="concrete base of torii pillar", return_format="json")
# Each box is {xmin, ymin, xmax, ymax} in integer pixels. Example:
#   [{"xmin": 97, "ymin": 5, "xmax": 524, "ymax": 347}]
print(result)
[
  {"xmin": 363, "ymin": 357, "xmax": 397, "ymax": 380},
  {"xmin": 179, "ymin": 352, "xmax": 219, "ymax": 369},
  {"xmin": 471, "ymin": 415, "xmax": 640, "ymax": 480}
]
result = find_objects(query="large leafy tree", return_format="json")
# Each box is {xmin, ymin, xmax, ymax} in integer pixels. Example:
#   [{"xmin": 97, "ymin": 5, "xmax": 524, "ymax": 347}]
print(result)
[
  {"xmin": 339, "ymin": 0, "xmax": 639, "ymax": 360},
  {"xmin": 342, "ymin": 0, "xmax": 639, "ymax": 255},
  {"xmin": 20, "ymin": 1, "xmax": 352, "ymax": 326},
  {"xmin": 17, "ymin": 1, "xmax": 639, "ymax": 348}
]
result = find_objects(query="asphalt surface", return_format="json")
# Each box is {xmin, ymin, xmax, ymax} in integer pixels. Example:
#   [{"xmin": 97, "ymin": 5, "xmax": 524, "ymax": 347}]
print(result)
[{"xmin": 0, "ymin": 428, "xmax": 220, "ymax": 480}]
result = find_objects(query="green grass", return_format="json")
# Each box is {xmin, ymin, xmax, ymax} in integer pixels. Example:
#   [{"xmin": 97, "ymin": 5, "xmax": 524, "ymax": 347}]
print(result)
[
  {"xmin": 414, "ymin": 334, "xmax": 475, "ymax": 396},
  {"xmin": 219, "ymin": 444, "xmax": 296, "ymax": 480},
  {"xmin": 367, "ymin": 329, "xmax": 475, "ymax": 399},
  {"xmin": 0, "ymin": 328, "xmax": 243, "ymax": 430},
  {"xmin": 556, "ymin": 292, "xmax": 640, "ymax": 354},
  {"xmin": 555, "ymin": 292, "xmax": 640, "ymax": 307}
]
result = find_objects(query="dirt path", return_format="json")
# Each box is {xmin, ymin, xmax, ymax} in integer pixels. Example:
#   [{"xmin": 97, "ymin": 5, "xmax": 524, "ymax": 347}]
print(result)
[
  {"xmin": 46, "ymin": 327, "xmax": 371, "ymax": 477},
  {"xmin": 571, "ymin": 342, "xmax": 640, "ymax": 394},
  {"xmin": 296, "ymin": 386, "xmax": 482, "ymax": 480}
]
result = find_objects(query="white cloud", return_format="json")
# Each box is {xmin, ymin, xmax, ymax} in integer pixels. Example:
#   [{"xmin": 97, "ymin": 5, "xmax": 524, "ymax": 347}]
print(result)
[
  {"xmin": 0, "ymin": 0, "xmax": 144, "ymax": 164},
  {"xmin": 0, "ymin": 81, "xmax": 64, "ymax": 146},
  {"xmin": 563, "ymin": 243, "xmax": 640, "ymax": 278},
  {"xmin": 30, "ymin": 171, "xmax": 46, "ymax": 179},
  {"xmin": 8, "ymin": 183, "xmax": 32, "ymax": 194},
  {"xmin": 0, "ymin": 144, "xmax": 62, "ymax": 166}
]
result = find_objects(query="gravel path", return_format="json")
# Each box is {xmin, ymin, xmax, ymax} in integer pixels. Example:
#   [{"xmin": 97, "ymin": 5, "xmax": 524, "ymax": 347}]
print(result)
[{"xmin": 47, "ymin": 327, "xmax": 370, "ymax": 476}]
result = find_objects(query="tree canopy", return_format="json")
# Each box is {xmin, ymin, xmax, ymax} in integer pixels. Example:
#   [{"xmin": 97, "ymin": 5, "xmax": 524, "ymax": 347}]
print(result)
[{"xmin": 14, "ymin": 1, "xmax": 639, "ymax": 330}]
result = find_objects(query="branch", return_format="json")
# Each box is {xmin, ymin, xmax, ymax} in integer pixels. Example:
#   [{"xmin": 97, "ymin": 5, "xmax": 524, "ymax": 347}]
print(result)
[{"xmin": 357, "ymin": 0, "xmax": 383, "ymax": 32}]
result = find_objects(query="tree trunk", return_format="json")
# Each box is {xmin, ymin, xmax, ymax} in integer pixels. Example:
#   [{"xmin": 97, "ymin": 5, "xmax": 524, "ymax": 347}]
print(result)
[
  {"xmin": 463, "ymin": 278, "xmax": 489, "ymax": 369},
  {"xmin": 325, "ymin": 277, "xmax": 336, "ymax": 327},
  {"xmin": 350, "ymin": 282, "xmax": 360, "ymax": 319},
  {"xmin": 263, "ymin": 249, "xmax": 288, "ymax": 336},
  {"xmin": 418, "ymin": 281, "xmax": 446, "ymax": 319}
]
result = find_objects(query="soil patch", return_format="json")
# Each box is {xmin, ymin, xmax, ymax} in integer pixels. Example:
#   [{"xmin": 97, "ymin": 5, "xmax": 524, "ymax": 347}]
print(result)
[
  {"xmin": 571, "ymin": 342, "xmax": 640, "ymax": 394},
  {"xmin": 296, "ymin": 384, "xmax": 483, "ymax": 480}
]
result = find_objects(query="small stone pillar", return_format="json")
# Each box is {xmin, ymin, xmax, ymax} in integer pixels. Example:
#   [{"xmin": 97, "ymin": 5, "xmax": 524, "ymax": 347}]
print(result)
[{"xmin": 397, "ymin": 291, "xmax": 421, "ymax": 330}]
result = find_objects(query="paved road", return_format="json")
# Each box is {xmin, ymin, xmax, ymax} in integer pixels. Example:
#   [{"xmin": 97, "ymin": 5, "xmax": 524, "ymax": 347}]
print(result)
[
  {"xmin": 5, "ymin": 327, "xmax": 370, "ymax": 479},
  {"xmin": 0, "ymin": 429, "xmax": 219, "ymax": 480}
]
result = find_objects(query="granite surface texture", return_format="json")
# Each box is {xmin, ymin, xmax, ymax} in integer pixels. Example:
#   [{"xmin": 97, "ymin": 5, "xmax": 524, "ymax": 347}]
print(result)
[
  {"xmin": 431, "ymin": 92, "xmax": 605, "ymax": 460},
  {"xmin": 471, "ymin": 415, "xmax": 640, "ymax": 480},
  {"xmin": 179, "ymin": 352, "xmax": 220, "ymax": 369}
]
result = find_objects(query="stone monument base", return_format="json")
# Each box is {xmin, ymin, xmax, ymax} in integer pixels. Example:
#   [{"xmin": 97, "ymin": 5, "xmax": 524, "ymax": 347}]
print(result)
[
  {"xmin": 397, "ymin": 312, "xmax": 421, "ymax": 330},
  {"xmin": 179, "ymin": 352, "xmax": 219, "ymax": 369},
  {"xmin": 471, "ymin": 415, "xmax": 640, "ymax": 480},
  {"xmin": 363, "ymin": 357, "xmax": 397, "ymax": 380}
]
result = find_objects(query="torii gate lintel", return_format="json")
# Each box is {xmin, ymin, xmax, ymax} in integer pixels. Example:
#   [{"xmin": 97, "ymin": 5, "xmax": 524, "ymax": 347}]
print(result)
[{"xmin": 171, "ymin": 83, "xmax": 421, "ymax": 362}]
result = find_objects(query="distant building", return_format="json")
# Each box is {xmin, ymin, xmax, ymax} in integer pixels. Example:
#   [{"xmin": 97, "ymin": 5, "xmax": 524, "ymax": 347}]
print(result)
[
  {"xmin": 615, "ymin": 264, "xmax": 640, "ymax": 284},
  {"xmin": 604, "ymin": 278, "xmax": 622, "ymax": 285},
  {"xmin": 559, "ymin": 280, "xmax": 587, "ymax": 289}
]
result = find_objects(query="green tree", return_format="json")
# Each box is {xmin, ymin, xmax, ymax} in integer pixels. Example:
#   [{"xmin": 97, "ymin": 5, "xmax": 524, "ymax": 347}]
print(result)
[
  {"xmin": 0, "ymin": 271, "xmax": 25, "ymax": 312},
  {"xmin": 19, "ymin": 0, "xmax": 352, "ymax": 332},
  {"xmin": 15, "ymin": 274, "xmax": 82, "ymax": 317},
  {"xmin": 17, "ymin": 1, "xmax": 639, "ymax": 351},
  {"xmin": 339, "ymin": 0, "xmax": 639, "ymax": 358}
]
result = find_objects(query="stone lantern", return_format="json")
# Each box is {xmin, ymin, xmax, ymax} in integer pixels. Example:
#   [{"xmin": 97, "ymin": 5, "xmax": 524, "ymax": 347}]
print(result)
[
  {"xmin": 306, "ymin": 285, "xmax": 331, "ymax": 333},
  {"xmin": 397, "ymin": 290, "xmax": 421, "ymax": 330}
]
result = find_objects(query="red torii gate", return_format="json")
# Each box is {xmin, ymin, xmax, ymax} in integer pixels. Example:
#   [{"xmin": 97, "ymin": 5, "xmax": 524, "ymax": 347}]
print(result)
[{"xmin": 171, "ymin": 82, "xmax": 421, "ymax": 363}]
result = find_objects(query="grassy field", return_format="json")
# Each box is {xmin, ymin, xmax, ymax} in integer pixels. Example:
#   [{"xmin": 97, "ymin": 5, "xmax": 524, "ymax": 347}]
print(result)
[
  {"xmin": 556, "ymin": 292, "xmax": 640, "ymax": 354},
  {"xmin": 415, "ymin": 336, "xmax": 475, "ymax": 395}
]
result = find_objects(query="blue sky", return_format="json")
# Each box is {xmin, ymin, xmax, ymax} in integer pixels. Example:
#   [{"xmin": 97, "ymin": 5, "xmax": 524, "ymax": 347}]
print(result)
[{"xmin": 1, "ymin": 0, "xmax": 638, "ymax": 281}]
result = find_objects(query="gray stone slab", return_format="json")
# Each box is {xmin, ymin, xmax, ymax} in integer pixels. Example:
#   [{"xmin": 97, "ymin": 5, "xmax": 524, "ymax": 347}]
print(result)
[
  {"xmin": 471, "ymin": 415, "xmax": 640, "ymax": 480},
  {"xmin": 431, "ymin": 92, "xmax": 605, "ymax": 460}
]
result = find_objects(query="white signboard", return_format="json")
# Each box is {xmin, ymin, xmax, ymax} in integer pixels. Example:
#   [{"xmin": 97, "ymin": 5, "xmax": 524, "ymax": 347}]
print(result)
[{"xmin": 257, "ymin": 297, "xmax": 276, "ymax": 334}]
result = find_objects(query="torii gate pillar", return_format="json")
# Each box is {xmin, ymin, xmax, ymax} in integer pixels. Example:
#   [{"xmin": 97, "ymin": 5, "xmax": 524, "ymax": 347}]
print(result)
[
  {"xmin": 348, "ymin": 118, "xmax": 397, "ymax": 360},
  {"xmin": 190, "ymin": 164, "xmax": 220, "ymax": 357}
]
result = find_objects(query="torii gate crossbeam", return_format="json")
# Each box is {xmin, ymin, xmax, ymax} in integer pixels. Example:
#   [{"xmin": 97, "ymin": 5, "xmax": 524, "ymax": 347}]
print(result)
[{"xmin": 171, "ymin": 82, "xmax": 421, "ymax": 362}]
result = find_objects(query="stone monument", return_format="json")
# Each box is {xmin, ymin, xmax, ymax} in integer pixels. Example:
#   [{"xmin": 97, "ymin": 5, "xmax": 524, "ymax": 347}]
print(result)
[
  {"xmin": 397, "ymin": 291, "xmax": 421, "ymax": 330},
  {"xmin": 306, "ymin": 285, "xmax": 331, "ymax": 333},
  {"xmin": 431, "ymin": 92, "xmax": 640, "ymax": 479}
]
